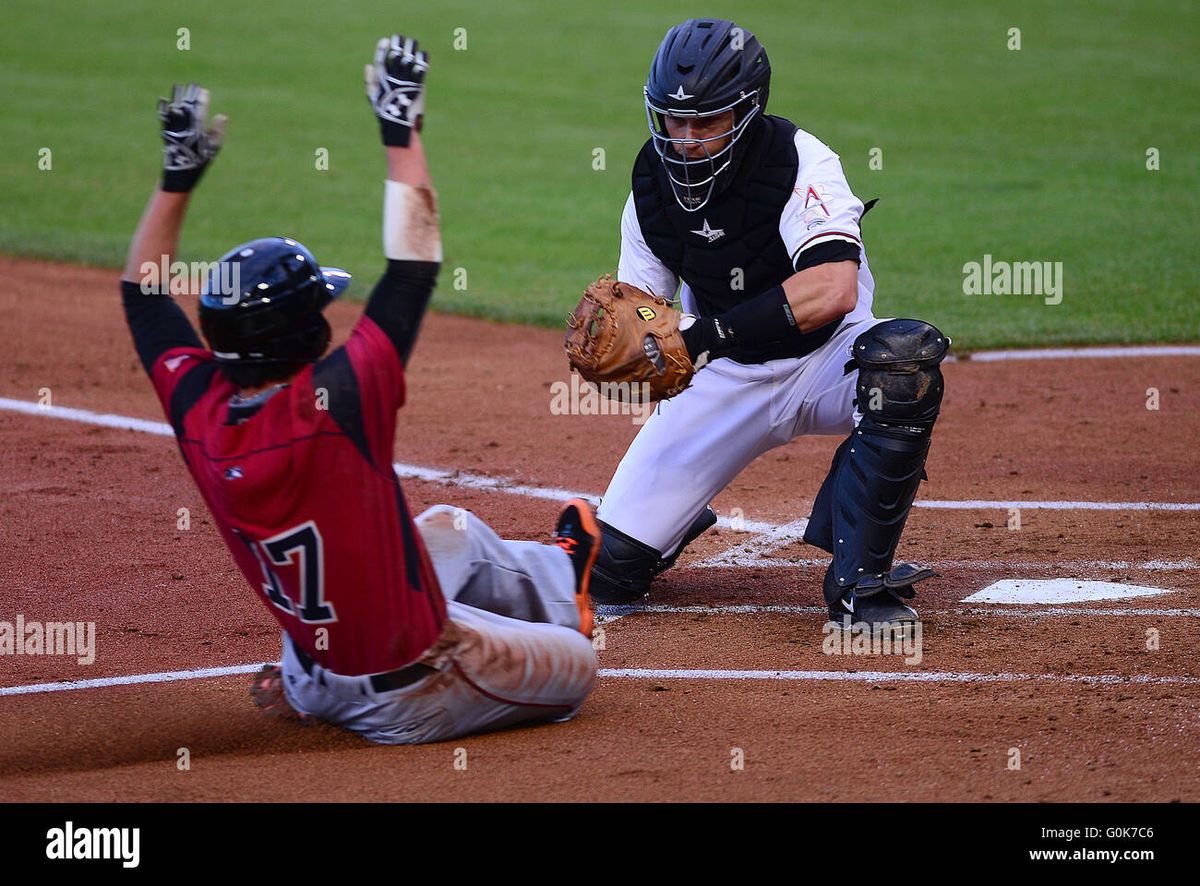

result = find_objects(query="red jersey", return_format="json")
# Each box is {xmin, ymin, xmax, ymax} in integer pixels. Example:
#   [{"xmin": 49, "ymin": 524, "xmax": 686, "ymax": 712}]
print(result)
[{"xmin": 147, "ymin": 315, "xmax": 446, "ymax": 675}]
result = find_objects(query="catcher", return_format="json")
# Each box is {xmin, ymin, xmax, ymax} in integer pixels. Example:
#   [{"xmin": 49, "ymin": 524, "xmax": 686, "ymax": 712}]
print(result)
[
  {"xmin": 121, "ymin": 34, "xmax": 599, "ymax": 744},
  {"xmin": 567, "ymin": 18, "xmax": 949, "ymax": 628}
]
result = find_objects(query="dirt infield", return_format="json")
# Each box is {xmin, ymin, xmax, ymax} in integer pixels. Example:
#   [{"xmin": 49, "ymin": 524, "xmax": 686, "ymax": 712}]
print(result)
[{"xmin": 2, "ymin": 254, "xmax": 1198, "ymax": 802}]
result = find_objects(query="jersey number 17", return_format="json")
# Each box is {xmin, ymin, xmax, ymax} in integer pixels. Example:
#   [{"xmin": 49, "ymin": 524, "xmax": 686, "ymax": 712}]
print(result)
[{"xmin": 240, "ymin": 521, "xmax": 337, "ymax": 624}]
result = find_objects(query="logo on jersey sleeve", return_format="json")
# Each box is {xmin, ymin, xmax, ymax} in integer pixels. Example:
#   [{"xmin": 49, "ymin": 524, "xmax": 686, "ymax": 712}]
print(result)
[
  {"xmin": 795, "ymin": 183, "xmax": 834, "ymax": 230},
  {"xmin": 689, "ymin": 218, "xmax": 725, "ymax": 243},
  {"xmin": 163, "ymin": 354, "xmax": 191, "ymax": 373}
]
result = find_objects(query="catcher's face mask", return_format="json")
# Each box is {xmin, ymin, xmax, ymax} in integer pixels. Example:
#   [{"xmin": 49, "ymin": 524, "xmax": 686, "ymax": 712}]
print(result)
[{"xmin": 645, "ymin": 89, "xmax": 762, "ymax": 212}]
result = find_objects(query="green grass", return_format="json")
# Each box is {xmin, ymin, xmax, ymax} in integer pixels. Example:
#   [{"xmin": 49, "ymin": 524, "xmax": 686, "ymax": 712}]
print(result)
[{"xmin": 1, "ymin": 0, "xmax": 1196, "ymax": 348}]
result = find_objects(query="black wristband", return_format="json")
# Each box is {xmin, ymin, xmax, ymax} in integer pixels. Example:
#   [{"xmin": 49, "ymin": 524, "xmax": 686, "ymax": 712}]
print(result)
[
  {"xmin": 379, "ymin": 109, "xmax": 424, "ymax": 148},
  {"xmin": 725, "ymin": 284, "xmax": 795, "ymax": 344},
  {"xmin": 682, "ymin": 284, "xmax": 795, "ymax": 361},
  {"xmin": 161, "ymin": 165, "xmax": 208, "ymax": 193},
  {"xmin": 379, "ymin": 120, "xmax": 413, "ymax": 148}
]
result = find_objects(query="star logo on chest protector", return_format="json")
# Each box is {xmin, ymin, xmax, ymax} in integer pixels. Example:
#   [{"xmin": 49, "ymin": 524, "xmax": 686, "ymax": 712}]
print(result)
[{"xmin": 689, "ymin": 218, "xmax": 725, "ymax": 243}]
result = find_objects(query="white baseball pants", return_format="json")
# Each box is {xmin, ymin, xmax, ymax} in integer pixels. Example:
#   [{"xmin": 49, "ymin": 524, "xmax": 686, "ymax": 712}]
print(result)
[{"xmin": 597, "ymin": 316, "xmax": 883, "ymax": 555}]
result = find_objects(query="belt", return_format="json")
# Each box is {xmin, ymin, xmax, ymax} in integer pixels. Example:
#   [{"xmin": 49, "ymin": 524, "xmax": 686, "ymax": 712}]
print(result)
[{"xmin": 290, "ymin": 638, "xmax": 438, "ymax": 693}]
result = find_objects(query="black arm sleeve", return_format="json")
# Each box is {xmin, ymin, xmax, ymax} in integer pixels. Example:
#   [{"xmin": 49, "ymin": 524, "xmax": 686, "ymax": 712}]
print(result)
[
  {"xmin": 121, "ymin": 280, "xmax": 203, "ymax": 375},
  {"xmin": 793, "ymin": 238, "xmax": 861, "ymax": 272},
  {"xmin": 362, "ymin": 259, "xmax": 440, "ymax": 366}
]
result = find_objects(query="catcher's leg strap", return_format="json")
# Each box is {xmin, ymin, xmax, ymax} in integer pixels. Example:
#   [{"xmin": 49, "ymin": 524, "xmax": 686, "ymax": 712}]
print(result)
[
  {"xmin": 852, "ymin": 562, "xmax": 940, "ymax": 600},
  {"xmin": 591, "ymin": 521, "xmax": 664, "ymax": 605},
  {"xmin": 808, "ymin": 318, "xmax": 949, "ymax": 600},
  {"xmin": 653, "ymin": 505, "xmax": 718, "ymax": 576}
]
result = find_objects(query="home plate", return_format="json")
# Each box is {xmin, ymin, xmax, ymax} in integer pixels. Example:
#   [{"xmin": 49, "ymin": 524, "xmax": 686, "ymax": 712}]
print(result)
[{"xmin": 963, "ymin": 579, "xmax": 1172, "ymax": 605}]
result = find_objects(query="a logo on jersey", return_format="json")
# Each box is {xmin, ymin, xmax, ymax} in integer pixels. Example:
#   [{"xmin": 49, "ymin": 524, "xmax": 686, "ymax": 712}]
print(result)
[
  {"xmin": 690, "ymin": 218, "xmax": 725, "ymax": 243},
  {"xmin": 163, "ymin": 354, "xmax": 190, "ymax": 374},
  {"xmin": 637, "ymin": 306, "xmax": 657, "ymax": 321},
  {"xmin": 224, "ymin": 466, "xmax": 243, "ymax": 480},
  {"xmin": 668, "ymin": 85, "xmax": 694, "ymax": 101},
  {"xmin": 800, "ymin": 183, "xmax": 832, "ymax": 212},
  {"xmin": 796, "ymin": 183, "xmax": 834, "ymax": 230}
]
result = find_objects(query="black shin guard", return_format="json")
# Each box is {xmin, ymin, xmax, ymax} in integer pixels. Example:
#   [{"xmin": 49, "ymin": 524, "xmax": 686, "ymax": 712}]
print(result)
[
  {"xmin": 825, "ymin": 417, "xmax": 931, "ymax": 601},
  {"xmin": 590, "ymin": 521, "xmax": 664, "ymax": 605},
  {"xmin": 591, "ymin": 506, "xmax": 717, "ymax": 605},
  {"xmin": 809, "ymin": 318, "xmax": 949, "ymax": 605}
]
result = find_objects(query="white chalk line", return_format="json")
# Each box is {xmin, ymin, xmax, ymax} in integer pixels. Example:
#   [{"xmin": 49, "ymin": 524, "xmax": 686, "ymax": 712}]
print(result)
[
  {"xmin": 0, "ymin": 663, "xmax": 271, "ymax": 697},
  {"xmin": 956, "ymin": 345, "xmax": 1200, "ymax": 362},
  {"xmin": 918, "ymin": 499, "xmax": 1200, "ymax": 511},
  {"xmin": 690, "ymin": 555, "xmax": 1200, "ymax": 571},
  {"xmin": 693, "ymin": 520, "xmax": 810, "ymax": 567},
  {"xmin": 600, "ymin": 669, "xmax": 1200, "ymax": 685},
  {"xmin": 0, "ymin": 398, "xmax": 175, "ymax": 437},
  {"xmin": 595, "ymin": 604, "xmax": 1200, "ymax": 623},
  {"xmin": 4, "ymin": 660, "xmax": 1197, "ymax": 698}
]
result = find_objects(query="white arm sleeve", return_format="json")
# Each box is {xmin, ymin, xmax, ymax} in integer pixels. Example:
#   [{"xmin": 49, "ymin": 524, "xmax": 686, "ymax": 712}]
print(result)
[
  {"xmin": 617, "ymin": 192, "xmax": 679, "ymax": 301},
  {"xmin": 779, "ymin": 130, "xmax": 865, "ymax": 270},
  {"xmin": 383, "ymin": 180, "xmax": 443, "ymax": 263}
]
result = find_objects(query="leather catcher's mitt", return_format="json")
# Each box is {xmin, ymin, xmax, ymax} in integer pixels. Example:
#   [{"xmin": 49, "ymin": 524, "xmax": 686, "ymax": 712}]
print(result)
[{"xmin": 564, "ymin": 275, "xmax": 694, "ymax": 403}]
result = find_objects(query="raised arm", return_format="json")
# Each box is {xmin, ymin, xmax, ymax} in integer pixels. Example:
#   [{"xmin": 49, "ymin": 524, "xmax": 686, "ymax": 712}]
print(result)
[
  {"xmin": 121, "ymin": 85, "xmax": 226, "ymax": 373},
  {"xmin": 361, "ymin": 35, "xmax": 442, "ymax": 367}
]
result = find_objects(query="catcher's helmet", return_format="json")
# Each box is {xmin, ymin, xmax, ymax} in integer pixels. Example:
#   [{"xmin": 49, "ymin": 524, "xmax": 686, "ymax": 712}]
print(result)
[
  {"xmin": 198, "ymin": 237, "xmax": 350, "ymax": 366},
  {"xmin": 644, "ymin": 18, "xmax": 771, "ymax": 211}
]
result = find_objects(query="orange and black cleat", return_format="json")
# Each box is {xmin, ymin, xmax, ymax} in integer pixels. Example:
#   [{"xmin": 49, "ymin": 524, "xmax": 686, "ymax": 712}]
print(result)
[{"xmin": 552, "ymin": 498, "xmax": 602, "ymax": 639}]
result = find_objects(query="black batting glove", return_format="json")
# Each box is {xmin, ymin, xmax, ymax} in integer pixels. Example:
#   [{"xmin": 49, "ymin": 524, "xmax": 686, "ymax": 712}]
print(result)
[
  {"xmin": 157, "ymin": 83, "xmax": 227, "ymax": 192},
  {"xmin": 365, "ymin": 34, "xmax": 429, "ymax": 147}
]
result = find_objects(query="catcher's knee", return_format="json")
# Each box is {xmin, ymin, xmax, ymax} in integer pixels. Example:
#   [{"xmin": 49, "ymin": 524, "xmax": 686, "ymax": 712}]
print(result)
[
  {"xmin": 853, "ymin": 318, "xmax": 949, "ymax": 430},
  {"xmin": 590, "ymin": 521, "xmax": 662, "ymax": 605}
]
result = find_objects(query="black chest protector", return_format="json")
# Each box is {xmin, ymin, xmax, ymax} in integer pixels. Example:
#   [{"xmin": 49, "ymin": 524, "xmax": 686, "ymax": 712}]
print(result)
[{"xmin": 631, "ymin": 115, "xmax": 838, "ymax": 364}]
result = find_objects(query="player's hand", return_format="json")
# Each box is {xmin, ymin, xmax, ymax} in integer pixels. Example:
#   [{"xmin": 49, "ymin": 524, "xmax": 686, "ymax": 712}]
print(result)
[
  {"xmin": 365, "ymin": 34, "xmax": 429, "ymax": 147},
  {"xmin": 157, "ymin": 84, "xmax": 227, "ymax": 192}
]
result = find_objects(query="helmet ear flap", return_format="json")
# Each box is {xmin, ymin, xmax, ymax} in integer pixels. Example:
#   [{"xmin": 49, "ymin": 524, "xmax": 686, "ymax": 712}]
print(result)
[
  {"xmin": 309, "ymin": 314, "xmax": 332, "ymax": 361},
  {"xmin": 279, "ymin": 311, "xmax": 332, "ymax": 364}
]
